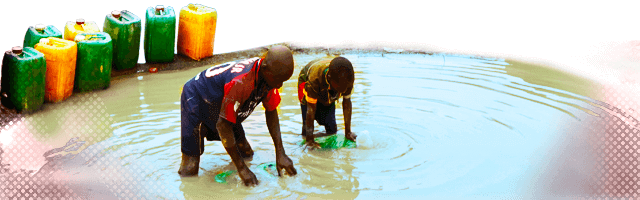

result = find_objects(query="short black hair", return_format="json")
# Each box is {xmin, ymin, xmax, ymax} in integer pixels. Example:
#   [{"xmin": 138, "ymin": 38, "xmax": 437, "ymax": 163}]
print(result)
[{"xmin": 328, "ymin": 57, "xmax": 354, "ymax": 85}]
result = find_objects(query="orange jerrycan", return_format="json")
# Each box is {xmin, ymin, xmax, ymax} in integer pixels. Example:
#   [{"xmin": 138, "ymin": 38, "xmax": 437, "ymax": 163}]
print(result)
[
  {"xmin": 64, "ymin": 19, "xmax": 100, "ymax": 41},
  {"xmin": 34, "ymin": 38, "xmax": 78, "ymax": 103},
  {"xmin": 177, "ymin": 3, "xmax": 217, "ymax": 61}
]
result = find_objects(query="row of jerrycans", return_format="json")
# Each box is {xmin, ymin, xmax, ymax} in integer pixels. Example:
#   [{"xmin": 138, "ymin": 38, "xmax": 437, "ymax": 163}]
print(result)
[
  {"xmin": 2, "ymin": 33, "xmax": 110, "ymax": 112},
  {"xmin": 2, "ymin": 4, "xmax": 217, "ymax": 112},
  {"xmin": 21, "ymin": 4, "xmax": 217, "ymax": 65}
]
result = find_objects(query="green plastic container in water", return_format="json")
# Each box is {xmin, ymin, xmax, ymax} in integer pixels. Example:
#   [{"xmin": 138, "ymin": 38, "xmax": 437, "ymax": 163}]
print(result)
[
  {"xmin": 103, "ymin": 10, "xmax": 141, "ymax": 70},
  {"xmin": 74, "ymin": 32, "xmax": 113, "ymax": 92},
  {"xmin": 23, "ymin": 24, "xmax": 63, "ymax": 48},
  {"xmin": 299, "ymin": 134, "xmax": 357, "ymax": 149},
  {"xmin": 1, "ymin": 46, "xmax": 46, "ymax": 112},
  {"xmin": 144, "ymin": 5, "xmax": 176, "ymax": 63}
]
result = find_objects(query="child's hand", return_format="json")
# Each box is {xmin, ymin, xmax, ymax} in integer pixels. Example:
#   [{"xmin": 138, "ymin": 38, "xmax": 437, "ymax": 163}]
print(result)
[
  {"xmin": 276, "ymin": 154, "xmax": 298, "ymax": 176},
  {"xmin": 346, "ymin": 131, "xmax": 357, "ymax": 142},
  {"xmin": 304, "ymin": 140, "xmax": 321, "ymax": 150}
]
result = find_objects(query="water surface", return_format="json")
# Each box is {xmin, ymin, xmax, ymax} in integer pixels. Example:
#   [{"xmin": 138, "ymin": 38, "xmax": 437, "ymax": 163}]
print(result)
[{"xmin": 1, "ymin": 52, "xmax": 627, "ymax": 199}]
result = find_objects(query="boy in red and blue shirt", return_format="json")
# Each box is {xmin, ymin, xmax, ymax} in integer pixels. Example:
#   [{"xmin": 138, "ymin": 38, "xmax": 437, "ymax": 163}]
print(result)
[{"xmin": 179, "ymin": 45, "xmax": 297, "ymax": 186}]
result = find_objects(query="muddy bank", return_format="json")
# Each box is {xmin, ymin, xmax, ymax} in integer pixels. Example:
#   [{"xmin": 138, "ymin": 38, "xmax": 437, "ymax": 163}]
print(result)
[
  {"xmin": 0, "ymin": 42, "xmax": 446, "ymax": 122},
  {"xmin": 0, "ymin": 44, "xmax": 269, "ymax": 123}
]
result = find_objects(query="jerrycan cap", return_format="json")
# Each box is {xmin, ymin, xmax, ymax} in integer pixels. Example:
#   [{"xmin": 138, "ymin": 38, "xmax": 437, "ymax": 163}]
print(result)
[
  {"xmin": 112, "ymin": 10, "xmax": 121, "ymax": 18},
  {"xmin": 188, "ymin": 4, "xmax": 197, "ymax": 10},
  {"xmin": 35, "ymin": 24, "xmax": 46, "ymax": 32},
  {"xmin": 156, "ymin": 5, "xmax": 165, "ymax": 12},
  {"xmin": 11, "ymin": 46, "xmax": 23, "ymax": 55},
  {"xmin": 76, "ymin": 18, "xmax": 85, "ymax": 25},
  {"xmin": 74, "ymin": 35, "xmax": 86, "ymax": 42}
]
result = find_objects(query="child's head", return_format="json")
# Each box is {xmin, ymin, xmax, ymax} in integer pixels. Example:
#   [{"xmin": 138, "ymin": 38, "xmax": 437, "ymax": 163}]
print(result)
[
  {"xmin": 327, "ymin": 57, "xmax": 355, "ymax": 94},
  {"xmin": 261, "ymin": 45, "xmax": 294, "ymax": 89}
]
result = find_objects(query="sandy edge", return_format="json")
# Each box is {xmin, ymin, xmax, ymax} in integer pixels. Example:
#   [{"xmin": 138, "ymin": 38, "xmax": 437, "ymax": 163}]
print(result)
[{"xmin": 3, "ymin": 41, "xmax": 640, "ymax": 123}]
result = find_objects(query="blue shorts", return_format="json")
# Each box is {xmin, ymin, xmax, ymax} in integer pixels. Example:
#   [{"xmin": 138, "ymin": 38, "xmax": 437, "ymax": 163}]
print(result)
[
  {"xmin": 180, "ymin": 80, "xmax": 245, "ymax": 157},
  {"xmin": 301, "ymin": 102, "xmax": 337, "ymax": 134}
]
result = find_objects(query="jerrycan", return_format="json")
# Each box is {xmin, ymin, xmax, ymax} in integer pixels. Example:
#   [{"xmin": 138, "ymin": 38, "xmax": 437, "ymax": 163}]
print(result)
[
  {"xmin": 23, "ymin": 24, "xmax": 63, "ymax": 48},
  {"xmin": 1, "ymin": 46, "xmax": 46, "ymax": 112},
  {"xmin": 144, "ymin": 5, "xmax": 176, "ymax": 63},
  {"xmin": 64, "ymin": 19, "xmax": 100, "ymax": 41},
  {"xmin": 34, "ymin": 38, "xmax": 78, "ymax": 103},
  {"xmin": 104, "ymin": 10, "xmax": 142, "ymax": 70},
  {"xmin": 74, "ymin": 32, "xmax": 113, "ymax": 92},
  {"xmin": 177, "ymin": 3, "xmax": 217, "ymax": 61}
]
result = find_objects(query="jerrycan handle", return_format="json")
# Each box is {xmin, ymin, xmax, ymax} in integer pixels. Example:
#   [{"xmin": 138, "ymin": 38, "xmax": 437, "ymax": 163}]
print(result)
[
  {"xmin": 75, "ymin": 34, "xmax": 106, "ymax": 42},
  {"xmin": 38, "ymin": 38, "xmax": 50, "ymax": 45},
  {"xmin": 74, "ymin": 35, "xmax": 86, "ymax": 43}
]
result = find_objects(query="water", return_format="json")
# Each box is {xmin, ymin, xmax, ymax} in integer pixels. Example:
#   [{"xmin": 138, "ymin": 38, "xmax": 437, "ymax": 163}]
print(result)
[{"xmin": 0, "ymin": 52, "xmax": 632, "ymax": 199}]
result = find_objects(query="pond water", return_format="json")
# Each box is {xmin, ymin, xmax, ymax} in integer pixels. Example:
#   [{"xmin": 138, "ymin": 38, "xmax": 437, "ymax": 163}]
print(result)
[{"xmin": 1, "ymin": 52, "xmax": 632, "ymax": 199}]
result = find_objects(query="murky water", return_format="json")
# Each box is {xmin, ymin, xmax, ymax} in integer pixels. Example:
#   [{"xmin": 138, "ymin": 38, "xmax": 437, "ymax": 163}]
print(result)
[{"xmin": 1, "ymin": 52, "xmax": 633, "ymax": 199}]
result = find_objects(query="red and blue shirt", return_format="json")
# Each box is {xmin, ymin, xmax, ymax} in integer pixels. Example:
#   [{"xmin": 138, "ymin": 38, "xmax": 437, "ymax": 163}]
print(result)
[{"xmin": 189, "ymin": 57, "xmax": 280, "ymax": 124}]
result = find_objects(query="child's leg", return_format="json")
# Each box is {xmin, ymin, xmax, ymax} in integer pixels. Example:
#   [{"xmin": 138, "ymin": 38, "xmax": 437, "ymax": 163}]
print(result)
[
  {"xmin": 316, "ymin": 102, "xmax": 337, "ymax": 135},
  {"xmin": 233, "ymin": 123, "xmax": 254, "ymax": 158}
]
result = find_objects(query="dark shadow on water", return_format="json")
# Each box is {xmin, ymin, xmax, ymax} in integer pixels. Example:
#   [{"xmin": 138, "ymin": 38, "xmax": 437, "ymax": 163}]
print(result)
[{"xmin": 504, "ymin": 59, "xmax": 605, "ymax": 102}]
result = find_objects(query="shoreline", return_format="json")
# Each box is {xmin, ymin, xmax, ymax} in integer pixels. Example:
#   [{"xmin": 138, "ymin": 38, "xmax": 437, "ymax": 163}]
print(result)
[
  {"xmin": 0, "ymin": 42, "xmax": 444, "ymax": 123},
  {"xmin": 2, "ymin": 42, "xmax": 637, "ymax": 122}
]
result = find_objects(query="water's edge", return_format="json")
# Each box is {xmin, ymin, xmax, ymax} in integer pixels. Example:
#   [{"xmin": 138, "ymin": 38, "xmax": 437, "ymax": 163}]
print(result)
[{"xmin": 1, "ymin": 42, "xmax": 604, "ymax": 123}]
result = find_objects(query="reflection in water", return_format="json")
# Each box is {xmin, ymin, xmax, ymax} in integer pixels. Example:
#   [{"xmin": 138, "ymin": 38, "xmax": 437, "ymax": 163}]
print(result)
[{"xmin": 1, "ymin": 52, "xmax": 636, "ymax": 199}]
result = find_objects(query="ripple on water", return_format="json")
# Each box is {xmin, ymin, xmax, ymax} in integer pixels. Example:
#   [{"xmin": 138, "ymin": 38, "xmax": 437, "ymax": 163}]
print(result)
[{"xmin": 4, "ymin": 52, "xmax": 626, "ymax": 199}]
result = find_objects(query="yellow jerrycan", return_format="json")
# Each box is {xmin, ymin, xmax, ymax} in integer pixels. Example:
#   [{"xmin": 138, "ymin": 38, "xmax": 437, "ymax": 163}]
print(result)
[
  {"xmin": 177, "ymin": 4, "xmax": 217, "ymax": 61},
  {"xmin": 34, "ymin": 37, "xmax": 78, "ymax": 103}
]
